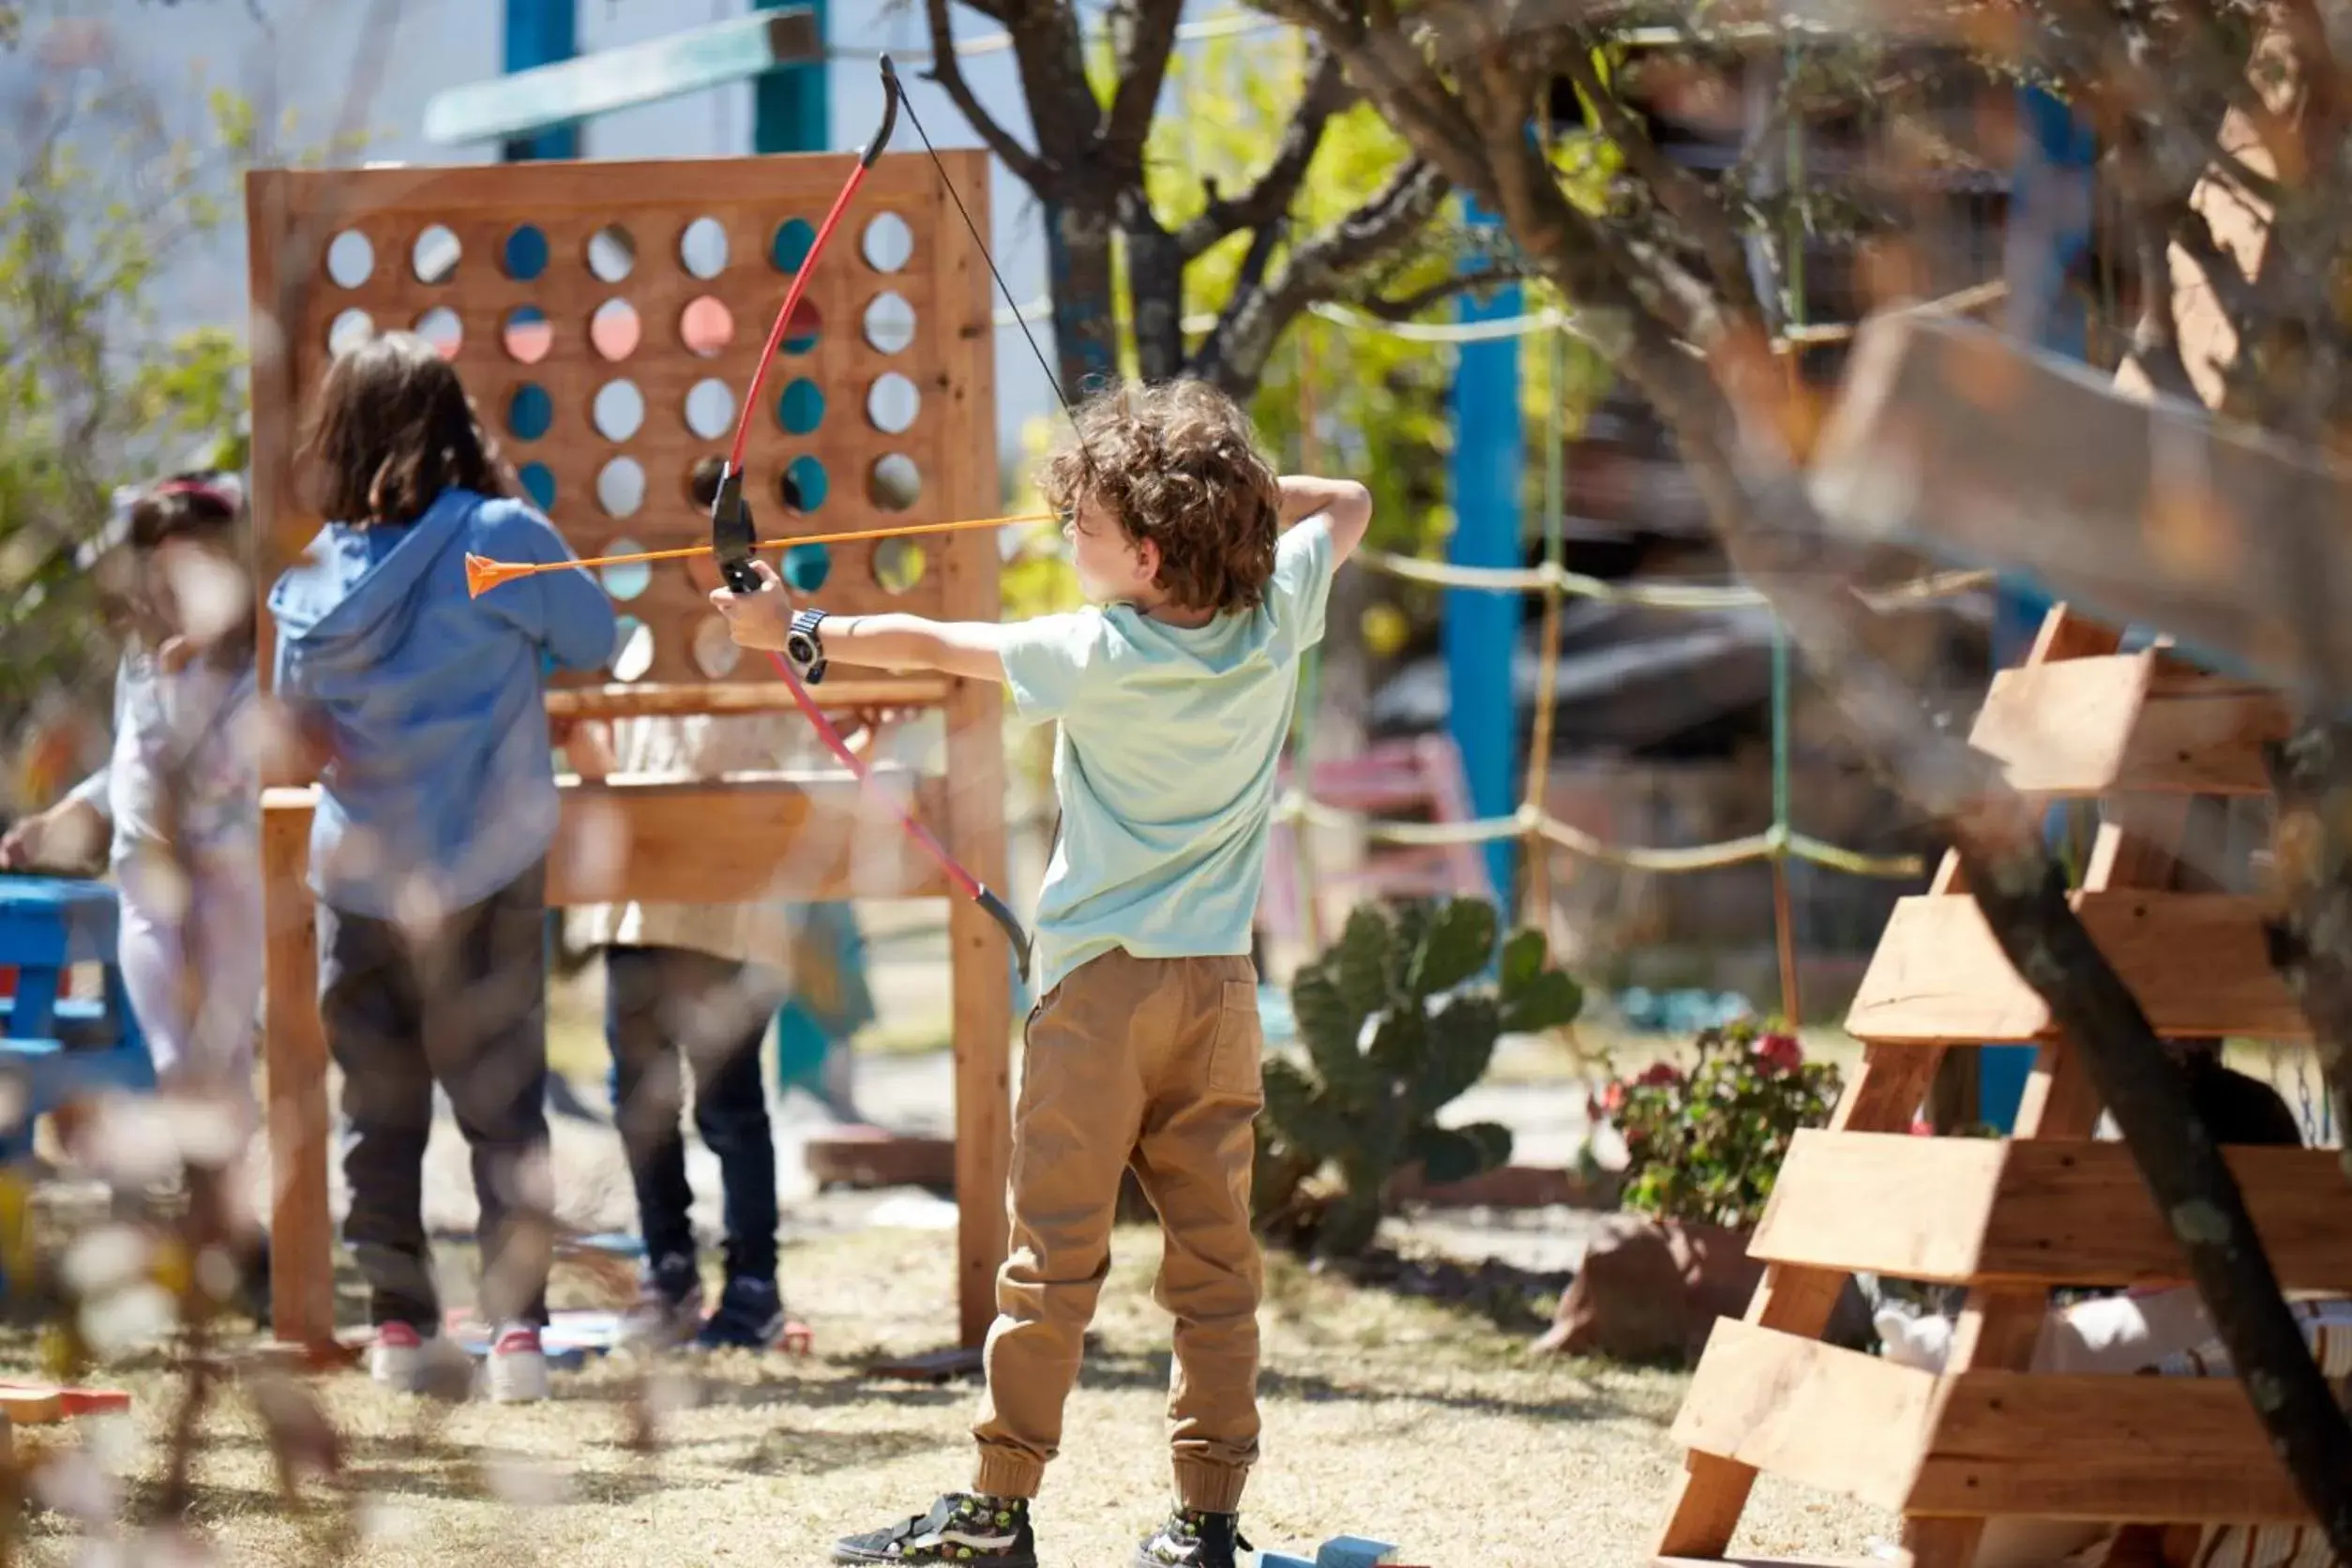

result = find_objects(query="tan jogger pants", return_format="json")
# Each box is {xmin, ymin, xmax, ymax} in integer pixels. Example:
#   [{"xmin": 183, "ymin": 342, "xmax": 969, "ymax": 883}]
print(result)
[{"xmin": 972, "ymin": 948, "xmax": 1266, "ymax": 1512}]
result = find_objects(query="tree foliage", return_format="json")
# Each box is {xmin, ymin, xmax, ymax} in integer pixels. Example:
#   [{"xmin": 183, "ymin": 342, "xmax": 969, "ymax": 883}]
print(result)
[{"xmin": 0, "ymin": 20, "xmax": 256, "ymax": 784}]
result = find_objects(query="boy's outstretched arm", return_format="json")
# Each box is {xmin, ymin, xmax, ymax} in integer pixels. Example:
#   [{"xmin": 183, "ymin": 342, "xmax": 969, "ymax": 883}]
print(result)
[
  {"xmin": 1278, "ymin": 475, "xmax": 1372, "ymax": 564},
  {"xmin": 710, "ymin": 560, "xmax": 1007, "ymax": 682}
]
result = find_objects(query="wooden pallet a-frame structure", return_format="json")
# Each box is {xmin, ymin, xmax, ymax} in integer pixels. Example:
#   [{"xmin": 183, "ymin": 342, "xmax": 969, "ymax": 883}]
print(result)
[{"xmin": 1653, "ymin": 605, "xmax": 2351, "ymax": 1567}]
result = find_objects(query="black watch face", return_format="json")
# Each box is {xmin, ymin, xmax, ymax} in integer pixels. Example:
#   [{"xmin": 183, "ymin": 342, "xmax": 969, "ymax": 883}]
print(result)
[{"xmin": 787, "ymin": 632, "xmax": 816, "ymax": 663}]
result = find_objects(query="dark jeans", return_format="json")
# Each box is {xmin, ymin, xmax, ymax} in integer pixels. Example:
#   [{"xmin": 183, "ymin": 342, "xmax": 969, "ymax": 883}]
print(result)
[
  {"xmin": 319, "ymin": 861, "xmax": 553, "ymax": 1330},
  {"xmin": 605, "ymin": 945, "xmax": 784, "ymax": 1284}
]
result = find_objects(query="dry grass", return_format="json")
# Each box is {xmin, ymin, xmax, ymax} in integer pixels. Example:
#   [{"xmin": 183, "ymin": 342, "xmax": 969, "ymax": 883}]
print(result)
[{"xmin": 2, "ymin": 1226, "xmax": 1892, "ymax": 1567}]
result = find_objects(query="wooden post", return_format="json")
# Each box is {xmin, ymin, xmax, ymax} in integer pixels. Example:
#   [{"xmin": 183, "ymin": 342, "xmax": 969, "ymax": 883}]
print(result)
[{"xmin": 262, "ymin": 795, "xmax": 336, "ymax": 1350}]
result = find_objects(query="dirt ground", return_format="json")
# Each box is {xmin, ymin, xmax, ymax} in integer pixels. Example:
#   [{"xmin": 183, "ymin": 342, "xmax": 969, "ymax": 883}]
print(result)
[{"xmin": 3, "ymin": 1224, "xmax": 1895, "ymax": 1568}]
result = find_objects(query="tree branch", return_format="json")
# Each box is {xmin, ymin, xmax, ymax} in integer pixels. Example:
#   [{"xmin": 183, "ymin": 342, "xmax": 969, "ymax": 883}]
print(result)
[
  {"xmin": 1104, "ymin": 0, "xmax": 1188, "ymax": 161},
  {"xmin": 1348, "ymin": 260, "xmax": 1544, "ymax": 321},
  {"xmin": 1189, "ymin": 158, "xmax": 1450, "ymax": 395},
  {"xmin": 1175, "ymin": 37, "xmax": 1351, "ymax": 262},
  {"xmin": 921, "ymin": 0, "xmax": 1051, "ymax": 189}
]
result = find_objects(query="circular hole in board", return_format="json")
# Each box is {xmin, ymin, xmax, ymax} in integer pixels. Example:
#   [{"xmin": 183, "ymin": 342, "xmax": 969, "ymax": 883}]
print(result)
[
  {"xmin": 686, "ymin": 456, "xmax": 726, "ymax": 510},
  {"xmin": 596, "ymin": 457, "xmax": 646, "ymax": 519},
  {"xmin": 587, "ymin": 224, "xmax": 637, "ymax": 283},
  {"xmin": 507, "ymin": 384, "xmax": 553, "ymax": 442},
  {"xmin": 771, "ymin": 217, "xmax": 816, "ymax": 273},
  {"xmin": 862, "ymin": 212, "xmax": 913, "ymax": 274},
  {"xmin": 680, "ymin": 295, "xmax": 734, "ymax": 358},
  {"xmin": 869, "ymin": 453, "xmax": 923, "ymax": 512},
  {"xmin": 412, "ymin": 224, "xmax": 460, "ymax": 285},
  {"xmin": 783, "ymin": 542, "xmax": 832, "ymax": 593},
  {"xmin": 594, "ymin": 380, "xmax": 645, "ymax": 443},
  {"xmin": 599, "ymin": 538, "xmax": 651, "ymax": 602},
  {"xmin": 692, "ymin": 616, "xmax": 742, "ymax": 679},
  {"xmin": 503, "ymin": 224, "xmax": 549, "ymax": 282},
  {"xmin": 776, "ymin": 378, "xmax": 825, "ymax": 435},
  {"xmin": 782, "ymin": 456, "xmax": 827, "ymax": 514},
  {"xmin": 872, "ymin": 537, "xmax": 927, "ymax": 596},
  {"xmin": 502, "ymin": 305, "xmax": 552, "ymax": 364},
  {"xmin": 862, "ymin": 291, "xmax": 916, "ymax": 355},
  {"xmin": 680, "ymin": 216, "xmax": 729, "ymax": 279},
  {"xmin": 866, "ymin": 371, "xmax": 919, "ymax": 434},
  {"xmin": 519, "ymin": 462, "xmax": 557, "ymax": 512},
  {"xmin": 610, "ymin": 616, "xmax": 654, "ymax": 683},
  {"xmin": 327, "ymin": 308, "xmax": 374, "ymax": 355},
  {"xmin": 782, "ymin": 298, "xmax": 822, "ymax": 356},
  {"xmin": 415, "ymin": 306, "xmax": 463, "ymax": 359},
  {"xmin": 684, "ymin": 378, "xmax": 736, "ymax": 441},
  {"xmin": 591, "ymin": 299, "xmax": 641, "ymax": 361},
  {"xmin": 325, "ymin": 231, "xmax": 374, "ymax": 289}
]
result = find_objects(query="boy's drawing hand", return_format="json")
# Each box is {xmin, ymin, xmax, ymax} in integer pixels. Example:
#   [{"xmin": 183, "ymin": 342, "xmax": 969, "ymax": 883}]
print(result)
[{"xmin": 709, "ymin": 558, "xmax": 795, "ymax": 650}]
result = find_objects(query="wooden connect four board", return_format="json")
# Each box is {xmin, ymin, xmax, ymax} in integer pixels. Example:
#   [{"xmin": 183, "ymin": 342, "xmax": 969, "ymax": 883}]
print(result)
[{"xmin": 244, "ymin": 150, "xmax": 1013, "ymax": 1355}]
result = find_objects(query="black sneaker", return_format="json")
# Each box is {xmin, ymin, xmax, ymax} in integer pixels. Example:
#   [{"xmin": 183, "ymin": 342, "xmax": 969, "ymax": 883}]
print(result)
[
  {"xmin": 695, "ymin": 1275, "xmax": 787, "ymax": 1350},
  {"xmin": 834, "ymin": 1493, "xmax": 1037, "ymax": 1566},
  {"xmin": 1136, "ymin": 1507, "xmax": 1250, "ymax": 1568},
  {"xmin": 621, "ymin": 1252, "xmax": 703, "ymax": 1349}
]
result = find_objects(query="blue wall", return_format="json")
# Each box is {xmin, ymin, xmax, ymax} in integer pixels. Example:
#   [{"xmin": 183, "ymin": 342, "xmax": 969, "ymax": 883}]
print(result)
[{"xmin": 501, "ymin": 0, "xmax": 578, "ymax": 162}]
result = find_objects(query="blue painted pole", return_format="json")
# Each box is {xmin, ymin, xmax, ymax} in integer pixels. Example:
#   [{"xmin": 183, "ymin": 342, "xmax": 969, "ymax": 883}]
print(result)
[
  {"xmin": 754, "ymin": 0, "xmax": 828, "ymax": 152},
  {"xmin": 501, "ymin": 0, "xmax": 579, "ymax": 162},
  {"xmin": 1978, "ymin": 83, "xmax": 2100, "ymax": 1131},
  {"xmin": 1445, "ymin": 194, "xmax": 1527, "ymax": 909}
]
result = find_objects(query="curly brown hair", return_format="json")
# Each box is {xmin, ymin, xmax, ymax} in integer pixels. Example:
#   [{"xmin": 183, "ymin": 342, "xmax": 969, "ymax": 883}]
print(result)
[{"xmin": 1038, "ymin": 379, "xmax": 1279, "ymax": 615}]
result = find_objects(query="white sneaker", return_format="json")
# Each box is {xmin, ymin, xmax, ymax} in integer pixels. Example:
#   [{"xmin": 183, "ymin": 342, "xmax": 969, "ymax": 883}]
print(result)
[
  {"xmin": 484, "ymin": 1323, "xmax": 550, "ymax": 1403},
  {"xmin": 369, "ymin": 1321, "xmax": 428, "ymax": 1391}
]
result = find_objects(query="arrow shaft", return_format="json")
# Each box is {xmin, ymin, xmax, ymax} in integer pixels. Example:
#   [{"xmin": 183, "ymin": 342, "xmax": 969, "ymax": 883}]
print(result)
[{"xmin": 491, "ymin": 509, "xmax": 1055, "ymax": 582}]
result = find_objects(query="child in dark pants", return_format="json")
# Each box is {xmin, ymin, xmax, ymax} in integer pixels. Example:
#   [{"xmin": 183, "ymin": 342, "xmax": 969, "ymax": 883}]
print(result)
[{"xmin": 269, "ymin": 331, "xmax": 615, "ymax": 1401}]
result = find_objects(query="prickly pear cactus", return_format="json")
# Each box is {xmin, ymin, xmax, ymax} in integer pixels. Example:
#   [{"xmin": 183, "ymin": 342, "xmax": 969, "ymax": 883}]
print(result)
[{"xmin": 1255, "ymin": 897, "xmax": 1584, "ymax": 1258}]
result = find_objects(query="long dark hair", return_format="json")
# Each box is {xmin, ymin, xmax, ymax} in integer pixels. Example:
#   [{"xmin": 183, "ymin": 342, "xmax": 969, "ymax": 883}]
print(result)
[{"xmin": 297, "ymin": 331, "xmax": 511, "ymax": 526}]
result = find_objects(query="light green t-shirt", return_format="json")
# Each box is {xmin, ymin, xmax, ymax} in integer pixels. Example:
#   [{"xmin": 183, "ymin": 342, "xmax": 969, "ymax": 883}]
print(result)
[{"xmin": 999, "ymin": 514, "xmax": 1336, "ymax": 997}]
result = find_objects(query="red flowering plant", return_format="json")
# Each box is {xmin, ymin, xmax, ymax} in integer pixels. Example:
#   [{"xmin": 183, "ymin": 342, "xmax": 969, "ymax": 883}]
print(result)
[{"xmin": 1589, "ymin": 1018, "xmax": 1843, "ymax": 1231}]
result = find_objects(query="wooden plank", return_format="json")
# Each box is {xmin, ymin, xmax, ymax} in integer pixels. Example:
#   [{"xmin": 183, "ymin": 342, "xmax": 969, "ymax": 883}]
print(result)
[
  {"xmin": 1968, "ymin": 657, "xmax": 2285, "ymax": 797},
  {"xmin": 545, "ymin": 676, "xmax": 948, "ymax": 719},
  {"xmin": 933, "ymin": 149, "xmax": 1016, "ymax": 1352},
  {"xmin": 1808, "ymin": 312, "xmax": 2352, "ymax": 700},
  {"xmin": 1749, "ymin": 1130, "xmax": 2007, "ymax": 1281},
  {"xmin": 262, "ymin": 776, "xmax": 952, "ymax": 906},
  {"xmin": 1983, "ymin": 1142, "xmax": 2352, "ymax": 1290},
  {"xmin": 1669, "ymin": 1320, "xmax": 1940, "ymax": 1512},
  {"xmin": 1909, "ymin": 1371, "xmax": 2314, "ymax": 1522},
  {"xmin": 261, "ymin": 804, "xmax": 336, "ymax": 1351},
  {"xmin": 1846, "ymin": 893, "xmax": 2302, "ymax": 1044},
  {"xmin": 1968, "ymin": 656, "xmax": 2155, "ymax": 795},
  {"xmin": 1654, "ymin": 1043, "xmax": 1945, "ymax": 1559}
]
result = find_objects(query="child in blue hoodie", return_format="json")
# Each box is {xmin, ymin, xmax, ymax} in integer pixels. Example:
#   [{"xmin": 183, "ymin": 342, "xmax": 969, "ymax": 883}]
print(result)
[{"xmin": 268, "ymin": 332, "xmax": 614, "ymax": 1403}]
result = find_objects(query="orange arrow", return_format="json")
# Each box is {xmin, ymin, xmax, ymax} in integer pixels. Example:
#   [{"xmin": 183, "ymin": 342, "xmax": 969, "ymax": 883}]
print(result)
[{"xmin": 464, "ymin": 510, "xmax": 1060, "ymax": 598}]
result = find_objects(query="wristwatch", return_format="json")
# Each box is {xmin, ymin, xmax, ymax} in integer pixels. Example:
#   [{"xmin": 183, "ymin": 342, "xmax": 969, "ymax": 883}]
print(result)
[{"xmin": 785, "ymin": 607, "xmax": 829, "ymax": 684}]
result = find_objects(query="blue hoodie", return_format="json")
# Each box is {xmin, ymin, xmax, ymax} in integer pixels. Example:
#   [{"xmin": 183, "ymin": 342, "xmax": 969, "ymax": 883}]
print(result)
[{"xmin": 268, "ymin": 488, "xmax": 615, "ymax": 920}]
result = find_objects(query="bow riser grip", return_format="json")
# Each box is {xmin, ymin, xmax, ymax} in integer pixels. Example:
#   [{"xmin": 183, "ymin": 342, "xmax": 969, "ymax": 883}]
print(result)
[{"xmin": 710, "ymin": 467, "xmax": 761, "ymax": 595}]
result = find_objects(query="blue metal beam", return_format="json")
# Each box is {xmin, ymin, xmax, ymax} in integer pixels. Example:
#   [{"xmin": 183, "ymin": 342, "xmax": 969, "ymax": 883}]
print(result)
[
  {"xmin": 754, "ymin": 0, "xmax": 829, "ymax": 153},
  {"xmin": 501, "ymin": 0, "xmax": 579, "ymax": 162},
  {"xmin": 1445, "ymin": 194, "xmax": 1526, "ymax": 910}
]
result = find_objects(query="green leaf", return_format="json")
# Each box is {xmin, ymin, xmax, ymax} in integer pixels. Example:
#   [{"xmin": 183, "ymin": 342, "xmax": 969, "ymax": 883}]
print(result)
[
  {"xmin": 1290, "ymin": 970, "xmax": 1375, "ymax": 1101},
  {"xmin": 1410, "ymin": 897, "xmax": 1497, "ymax": 996},
  {"xmin": 1500, "ymin": 969, "xmax": 1583, "ymax": 1033},
  {"xmin": 1366, "ymin": 1004, "xmax": 1425, "ymax": 1075},
  {"xmin": 1410, "ymin": 994, "xmax": 1500, "ymax": 1117},
  {"xmin": 1498, "ymin": 927, "xmax": 1547, "ymax": 992},
  {"xmin": 1334, "ymin": 905, "xmax": 1393, "ymax": 1019},
  {"xmin": 1260, "ymin": 1059, "xmax": 1346, "ymax": 1160}
]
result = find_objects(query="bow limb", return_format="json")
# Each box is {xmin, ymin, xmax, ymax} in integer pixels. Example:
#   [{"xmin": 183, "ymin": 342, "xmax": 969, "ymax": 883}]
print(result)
[
  {"xmin": 760, "ymin": 646, "xmax": 1033, "ymax": 983},
  {"xmin": 720, "ymin": 56, "xmax": 1032, "ymax": 981}
]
